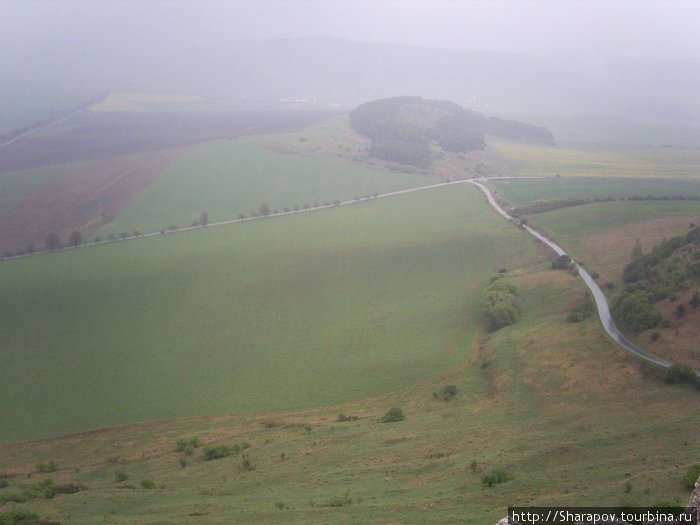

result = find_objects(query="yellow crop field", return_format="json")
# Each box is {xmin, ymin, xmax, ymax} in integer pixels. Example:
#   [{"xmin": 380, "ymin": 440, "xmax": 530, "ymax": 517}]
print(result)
[
  {"xmin": 492, "ymin": 139, "xmax": 700, "ymax": 179},
  {"xmin": 90, "ymin": 92, "xmax": 207, "ymax": 112}
]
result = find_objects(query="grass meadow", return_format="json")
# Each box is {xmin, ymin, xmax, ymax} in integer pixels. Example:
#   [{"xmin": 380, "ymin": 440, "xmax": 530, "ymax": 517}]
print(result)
[
  {"xmin": 94, "ymin": 136, "xmax": 431, "ymax": 239},
  {"xmin": 1, "ymin": 211, "xmax": 698, "ymax": 523},
  {"xmin": 2, "ymin": 122, "xmax": 700, "ymax": 523},
  {"xmin": 0, "ymin": 184, "xmax": 493, "ymax": 444},
  {"xmin": 492, "ymin": 178, "xmax": 700, "ymax": 207},
  {"xmin": 521, "ymin": 200, "xmax": 700, "ymax": 238}
]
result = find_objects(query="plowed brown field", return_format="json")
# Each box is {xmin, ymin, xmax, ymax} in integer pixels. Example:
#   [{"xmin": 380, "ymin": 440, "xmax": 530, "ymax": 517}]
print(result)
[
  {"xmin": 0, "ymin": 110, "xmax": 335, "ymax": 253},
  {"xmin": 0, "ymin": 147, "xmax": 191, "ymax": 252}
]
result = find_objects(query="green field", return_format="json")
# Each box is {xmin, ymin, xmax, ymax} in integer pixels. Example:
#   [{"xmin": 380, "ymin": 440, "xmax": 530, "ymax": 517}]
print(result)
[
  {"xmin": 94, "ymin": 137, "xmax": 431, "ymax": 239},
  {"xmin": 3, "ymin": 126, "xmax": 700, "ymax": 524},
  {"xmin": 492, "ymin": 178, "xmax": 700, "ymax": 207},
  {"xmin": 522, "ymin": 200, "xmax": 700, "ymax": 238},
  {"xmin": 0, "ymin": 184, "xmax": 496, "ymax": 444},
  {"xmin": 1, "ymin": 207, "xmax": 697, "ymax": 523}
]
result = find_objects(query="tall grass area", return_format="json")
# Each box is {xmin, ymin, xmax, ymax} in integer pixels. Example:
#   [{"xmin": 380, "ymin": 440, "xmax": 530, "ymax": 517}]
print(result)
[
  {"xmin": 0, "ymin": 184, "xmax": 492, "ymax": 444},
  {"xmin": 95, "ymin": 137, "xmax": 431, "ymax": 238},
  {"xmin": 492, "ymin": 139, "xmax": 700, "ymax": 179}
]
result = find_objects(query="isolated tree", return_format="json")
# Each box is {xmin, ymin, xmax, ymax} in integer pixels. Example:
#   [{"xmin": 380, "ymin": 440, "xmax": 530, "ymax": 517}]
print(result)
[
  {"xmin": 69, "ymin": 230, "xmax": 82, "ymax": 247},
  {"xmin": 631, "ymin": 238, "xmax": 643, "ymax": 260},
  {"xmin": 45, "ymin": 232, "xmax": 62, "ymax": 251},
  {"xmin": 481, "ymin": 278, "xmax": 520, "ymax": 331},
  {"xmin": 675, "ymin": 302, "xmax": 686, "ymax": 319},
  {"xmin": 200, "ymin": 212, "xmax": 209, "ymax": 226},
  {"xmin": 259, "ymin": 202, "xmax": 271, "ymax": 217},
  {"xmin": 690, "ymin": 292, "xmax": 700, "ymax": 309}
]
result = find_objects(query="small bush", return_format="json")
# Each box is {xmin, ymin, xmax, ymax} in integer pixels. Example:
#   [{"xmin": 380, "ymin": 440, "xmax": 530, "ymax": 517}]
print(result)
[
  {"xmin": 114, "ymin": 470, "xmax": 129, "ymax": 483},
  {"xmin": 175, "ymin": 437, "xmax": 199, "ymax": 455},
  {"xmin": 35, "ymin": 460, "xmax": 58, "ymax": 473},
  {"xmin": 433, "ymin": 385, "xmax": 458, "ymax": 401},
  {"xmin": 481, "ymin": 469, "xmax": 512, "ymax": 487},
  {"xmin": 684, "ymin": 464, "xmax": 700, "ymax": 489},
  {"xmin": 140, "ymin": 478, "xmax": 156, "ymax": 489},
  {"xmin": 552, "ymin": 254, "xmax": 572, "ymax": 270},
  {"xmin": 203, "ymin": 442, "xmax": 250, "ymax": 461},
  {"xmin": 203, "ymin": 445, "xmax": 233, "ymax": 461},
  {"xmin": 240, "ymin": 458, "xmax": 254, "ymax": 471},
  {"xmin": 566, "ymin": 300, "xmax": 595, "ymax": 322},
  {"xmin": 0, "ymin": 508, "xmax": 39, "ymax": 525},
  {"xmin": 0, "ymin": 479, "xmax": 83, "ymax": 504},
  {"xmin": 664, "ymin": 363, "xmax": 698, "ymax": 386},
  {"xmin": 380, "ymin": 407, "xmax": 405, "ymax": 423}
]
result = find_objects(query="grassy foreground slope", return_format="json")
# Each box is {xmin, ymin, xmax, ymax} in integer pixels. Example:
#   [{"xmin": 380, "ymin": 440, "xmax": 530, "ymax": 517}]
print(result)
[
  {"xmin": 95, "ymin": 136, "xmax": 431, "ymax": 239},
  {"xmin": 1, "ymin": 184, "xmax": 492, "ymax": 444},
  {"xmin": 1, "ymin": 197, "xmax": 698, "ymax": 523}
]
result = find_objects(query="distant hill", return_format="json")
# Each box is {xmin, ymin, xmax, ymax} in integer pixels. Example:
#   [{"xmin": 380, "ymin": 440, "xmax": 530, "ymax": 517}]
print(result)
[
  {"xmin": 2, "ymin": 36, "xmax": 698, "ymax": 145},
  {"xmin": 349, "ymin": 96, "xmax": 554, "ymax": 167}
]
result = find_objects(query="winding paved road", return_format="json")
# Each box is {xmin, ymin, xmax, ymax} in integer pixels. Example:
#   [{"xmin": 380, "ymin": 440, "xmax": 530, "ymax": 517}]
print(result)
[{"xmin": 468, "ymin": 179, "xmax": 700, "ymax": 376}]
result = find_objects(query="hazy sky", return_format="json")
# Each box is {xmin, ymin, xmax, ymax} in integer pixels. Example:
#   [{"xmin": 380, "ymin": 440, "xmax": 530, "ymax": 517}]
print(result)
[{"xmin": 1, "ymin": 0, "xmax": 699, "ymax": 58}]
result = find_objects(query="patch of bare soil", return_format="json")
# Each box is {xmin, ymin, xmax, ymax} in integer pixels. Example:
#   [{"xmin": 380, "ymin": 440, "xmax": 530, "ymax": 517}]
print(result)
[{"xmin": 0, "ymin": 147, "xmax": 192, "ymax": 253}]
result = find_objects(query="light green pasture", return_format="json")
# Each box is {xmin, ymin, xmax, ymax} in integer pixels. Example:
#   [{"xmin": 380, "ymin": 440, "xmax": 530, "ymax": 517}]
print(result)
[
  {"xmin": 0, "ymin": 184, "xmax": 493, "ymax": 444},
  {"xmin": 95, "ymin": 137, "xmax": 431, "ymax": 238},
  {"xmin": 526, "ymin": 200, "xmax": 700, "ymax": 238},
  {"xmin": 492, "ymin": 178, "xmax": 700, "ymax": 207}
]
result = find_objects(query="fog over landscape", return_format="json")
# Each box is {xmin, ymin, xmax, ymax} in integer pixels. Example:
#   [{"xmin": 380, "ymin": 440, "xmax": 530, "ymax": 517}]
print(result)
[
  {"xmin": 1, "ymin": 0, "xmax": 699, "ymax": 143},
  {"xmin": 1, "ymin": 2, "xmax": 699, "ymax": 524}
]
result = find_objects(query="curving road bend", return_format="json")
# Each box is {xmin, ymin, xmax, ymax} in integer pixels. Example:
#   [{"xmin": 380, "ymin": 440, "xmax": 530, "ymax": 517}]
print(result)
[{"xmin": 468, "ymin": 179, "xmax": 700, "ymax": 376}]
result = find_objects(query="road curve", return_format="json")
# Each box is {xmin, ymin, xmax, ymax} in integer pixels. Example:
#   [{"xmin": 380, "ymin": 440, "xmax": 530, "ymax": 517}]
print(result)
[{"xmin": 467, "ymin": 179, "xmax": 700, "ymax": 376}]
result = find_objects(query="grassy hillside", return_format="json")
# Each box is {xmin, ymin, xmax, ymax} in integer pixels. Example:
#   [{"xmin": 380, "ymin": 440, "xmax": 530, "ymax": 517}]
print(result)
[
  {"xmin": 491, "ymin": 180, "xmax": 700, "ymax": 372},
  {"xmin": 1, "ymin": 208, "xmax": 698, "ymax": 523},
  {"xmin": 3, "ymin": 118, "xmax": 700, "ymax": 523},
  {"xmin": 0, "ymin": 184, "xmax": 495, "ymax": 444},
  {"xmin": 94, "ymin": 136, "xmax": 431, "ymax": 239}
]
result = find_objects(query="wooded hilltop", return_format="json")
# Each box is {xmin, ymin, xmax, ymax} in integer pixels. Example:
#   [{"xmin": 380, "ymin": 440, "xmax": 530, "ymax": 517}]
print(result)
[{"xmin": 349, "ymin": 96, "xmax": 554, "ymax": 167}]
